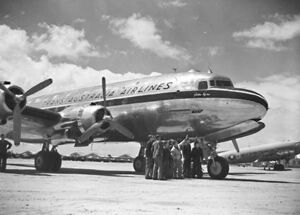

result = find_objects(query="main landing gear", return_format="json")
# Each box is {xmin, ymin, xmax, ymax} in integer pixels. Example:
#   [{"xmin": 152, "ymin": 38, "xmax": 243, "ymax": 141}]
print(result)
[
  {"xmin": 273, "ymin": 163, "xmax": 285, "ymax": 171},
  {"xmin": 34, "ymin": 141, "xmax": 62, "ymax": 172},
  {"xmin": 133, "ymin": 143, "xmax": 145, "ymax": 173},
  {"xmin": 206, "ymin": 143, "xmax": 229, "ymax": 179}
]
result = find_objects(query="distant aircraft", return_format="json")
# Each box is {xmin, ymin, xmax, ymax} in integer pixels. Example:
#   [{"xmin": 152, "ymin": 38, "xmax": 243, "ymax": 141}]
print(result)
[
  {"xmin": 0, "ymin": 70, "xmax": 268, "ymax": 179},
  {"xmin": 219, "ymin": 141, "xmax": 300, "ymax": 170}
]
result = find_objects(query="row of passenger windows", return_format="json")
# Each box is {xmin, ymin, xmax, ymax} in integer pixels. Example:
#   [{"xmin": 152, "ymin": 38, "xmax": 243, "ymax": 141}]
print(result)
[{"xmin": 198, "ymin": 79, "xmax": 233, "ymax": 90}]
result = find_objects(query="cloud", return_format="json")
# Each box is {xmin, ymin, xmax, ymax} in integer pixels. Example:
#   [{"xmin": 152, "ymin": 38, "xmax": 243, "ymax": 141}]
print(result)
[
  {"xmin": 163, "ymin": 19, "xmax": 174, "ymax": 29},
  {"xmin": 32, "ymin": 23, "xmax": 99, "ymax": 61},
  {"xmin": 109, "ymin": 13, "xmax": 191, "ymax": 61},
  {"xmin": 235, "ymin": 74, "xmax": 300, "ymax": 144},
  {"xmin": 207, "ymin": 46, "xmax": 223, "ymax": 57},
  {"xmin": 233, "ymin": 14, "xmax": 300, "ymax": 51},
  {"xmin": 158, "ymin": 0, "xmax": 187, "ymax": 8},
  {"xmin": 73, "ymin": 18, "xmax": 86, "ymax": 24},
  {"xmin": 0, "ymin": 24, "xmax": 161, "ymax": 96},
  {"xmin": 0, "ymin": 25, "xmax": 30, "ymax": 58},
  {"xmin": 101, "ymin": 14, "xmax": 111, "ymax": 21}
]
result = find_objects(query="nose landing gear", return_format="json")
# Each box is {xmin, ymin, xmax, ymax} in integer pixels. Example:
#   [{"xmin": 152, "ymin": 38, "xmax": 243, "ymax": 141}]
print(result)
[{"xmin": 206, "ymin": 143, "xmax": 229, "ymax": 179}]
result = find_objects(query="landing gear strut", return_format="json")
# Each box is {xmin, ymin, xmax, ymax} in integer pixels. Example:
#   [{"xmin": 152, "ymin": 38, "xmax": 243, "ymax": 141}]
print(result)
[
  {"xmin": 34, "ymin": 141, "xmax": 62, "ymax": 172},
  {"xmin": 133, "ymin": 143, "xmax": 145, "ymax": 173},
  {"xmin": 206, "ymin": 143, "xmax": 229, "ymax": 179}
]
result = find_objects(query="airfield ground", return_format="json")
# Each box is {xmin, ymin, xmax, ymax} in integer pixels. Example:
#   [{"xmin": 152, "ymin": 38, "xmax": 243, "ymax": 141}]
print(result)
[{"xmin": 0, "ymin": 159, "xmax": 299, "ymax": 215}]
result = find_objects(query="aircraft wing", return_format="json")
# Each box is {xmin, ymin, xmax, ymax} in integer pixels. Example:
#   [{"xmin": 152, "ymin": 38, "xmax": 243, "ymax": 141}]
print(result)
[{"xmin": 2, "ymin": 106, "xmax": 62, "ymax": 140}]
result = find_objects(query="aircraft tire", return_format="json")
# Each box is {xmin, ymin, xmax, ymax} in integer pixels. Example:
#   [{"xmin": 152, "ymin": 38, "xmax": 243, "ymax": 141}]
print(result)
[
  {"xmin": 133, "ymin": 156, "xmax": 145, "ymax": 173},
  {"xmin": 35, "ymin": 151, "xmax": 51, "ymax": 172},
  {"xmin": 207, "ymin": 156, "xmax": 229, "ymax": 179},
  {"xmin": 274, "ymin": 164, "xmax": 284, "ymax": 171},
  {"xmin": 49, "ymin": 151, "xmax": 62, "ymax": 172}
]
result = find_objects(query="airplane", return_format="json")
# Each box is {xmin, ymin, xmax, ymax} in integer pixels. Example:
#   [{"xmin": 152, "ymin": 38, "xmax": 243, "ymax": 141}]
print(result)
[
  {"xmin": 219, "ymin": 141, "xmax": 300, "ymax": 170},
  {"xmin": 0, "ymin": 69, "xmax": 268, "ymax": 179}
]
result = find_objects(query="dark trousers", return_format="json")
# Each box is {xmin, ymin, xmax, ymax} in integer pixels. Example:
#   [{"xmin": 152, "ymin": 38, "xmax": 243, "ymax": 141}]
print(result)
[
  {"xmin": 163, "ymin": 158, "xmax": 173, "ymax": 179},
  {"xmin": 192, "ymin": 162, "xmax": 203, "ymax": 178},
  {"xmin": 145, "ymin": 157, "xmax": 154, "ymax": 179},
  {"xmin": 183, "ymin": 158, "xmax": 191, "ymax": 178},
  {"xmin": 0, "ymin": 153, "xmax": 7, "ymax": 172},
  {"xmin": 152, "ymin": 157, "xmax": 164, "ymax": 180}
]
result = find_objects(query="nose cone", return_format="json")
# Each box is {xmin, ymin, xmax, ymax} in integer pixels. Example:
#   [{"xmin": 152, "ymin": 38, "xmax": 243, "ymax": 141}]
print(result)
[{"xmin": 234, "ymin": 88, "xmax": 269, "ymax": 119}]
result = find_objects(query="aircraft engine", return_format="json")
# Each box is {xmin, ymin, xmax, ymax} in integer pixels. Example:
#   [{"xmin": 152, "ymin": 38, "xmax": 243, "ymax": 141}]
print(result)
[
  {"xmin": 63, "ymin": 105, "xmax": 110, "ymax": 139},
  {"xmin": 77, "ymin": 106, "xmax": 108, "ymax": 131},
  {"xmin": 0, "ymin": 86, "xmax": 26, "ymax": 122}
]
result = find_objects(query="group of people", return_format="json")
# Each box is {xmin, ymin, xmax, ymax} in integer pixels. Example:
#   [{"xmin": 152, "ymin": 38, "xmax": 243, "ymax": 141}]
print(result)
[{"xmin": 145, "ymin": 135, "xmax": 204, "ymax": 180}]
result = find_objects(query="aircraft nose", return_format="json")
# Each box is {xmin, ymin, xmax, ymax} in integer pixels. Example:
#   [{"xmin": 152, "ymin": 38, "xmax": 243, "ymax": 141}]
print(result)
[{"xmin": 234, "ymin": 88, "xmax": 269, "ymax": 111}]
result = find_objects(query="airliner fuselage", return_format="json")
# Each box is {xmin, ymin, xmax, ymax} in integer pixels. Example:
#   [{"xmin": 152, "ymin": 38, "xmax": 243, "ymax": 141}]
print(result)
[{"xmin": 23, "ymin": 71, "xmax": 268, "ymax": 142}]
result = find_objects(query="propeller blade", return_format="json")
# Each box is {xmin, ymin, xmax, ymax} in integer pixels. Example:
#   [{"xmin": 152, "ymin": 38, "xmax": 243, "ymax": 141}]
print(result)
[
  {"xmin": 110, "ymin": 121, "xmax": 134, "ymax": 139},
  {"xmin": 79, "ymin": 121, "xmax": 110, "ymax": 143},
  {"xmin": 13, "ymin": 103, "xmax": 22, "ymax": 145},
  {"xmin": 102, "ymin": 77, "xmax": 106, "ymax": 109},
  {"xmin": 0, "ymin": 82, "xmax": 15, "ymax": 97},
  {"xmin": 24, "ymin": 78, "xmax": 53, "ymax": 97}
]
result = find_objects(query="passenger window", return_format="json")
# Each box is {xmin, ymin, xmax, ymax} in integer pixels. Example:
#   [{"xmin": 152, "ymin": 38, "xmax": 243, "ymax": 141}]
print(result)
[
  {"xmin": 210, "ymin": 80, "xmax": 215, "ymax": 87},
  {"xmin": 198, "ymin": 81, "xmax": 208, "ymax": 90}
]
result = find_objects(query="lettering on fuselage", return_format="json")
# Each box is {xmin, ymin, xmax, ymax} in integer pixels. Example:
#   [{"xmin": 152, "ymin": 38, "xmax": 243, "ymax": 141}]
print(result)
[
  {"xmin": 194, "ymin": 92, "xmax": 210, "ymax": 97},
  {"xmin": 34, "ymin": 81, "xmax": 174, "ymax": 107}
]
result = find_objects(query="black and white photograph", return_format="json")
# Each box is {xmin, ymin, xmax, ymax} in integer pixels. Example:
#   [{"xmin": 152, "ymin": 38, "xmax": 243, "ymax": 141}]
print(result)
[{"xmin": 0, "ymin": 0, "xmax": 299, "ymax": 214}]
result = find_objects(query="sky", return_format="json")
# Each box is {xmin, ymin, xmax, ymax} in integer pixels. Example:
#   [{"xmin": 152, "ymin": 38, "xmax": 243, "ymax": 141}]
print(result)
[{"xmin": 0, "ymin": 0, "xmax": 299, "ymax": 156}]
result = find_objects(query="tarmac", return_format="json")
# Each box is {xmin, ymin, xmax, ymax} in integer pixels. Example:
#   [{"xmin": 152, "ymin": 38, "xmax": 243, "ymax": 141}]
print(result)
[{"xmin": 0, "ymin": 158, "xmax": 299, "ymax": 215}]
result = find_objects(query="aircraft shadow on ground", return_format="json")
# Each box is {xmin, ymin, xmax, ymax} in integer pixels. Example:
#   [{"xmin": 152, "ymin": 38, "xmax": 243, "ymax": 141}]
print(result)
[
  {"xmin": 6, "ymin": 163, "xmax": 298, "ymax": 184},
  {"xmin": 6, "ymin": 163, "xmax": 137, "ymax": 177}
]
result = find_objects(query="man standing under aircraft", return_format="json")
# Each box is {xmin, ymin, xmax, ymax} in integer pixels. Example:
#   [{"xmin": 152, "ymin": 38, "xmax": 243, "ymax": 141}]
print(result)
[
  {"xmin": 163, "ymin": 140, "xmax": 173, "ymax": 179},
  {"xmin": 191, "ymin": 139, "xmax": 204, "ymax": 178},
  {"xmin": 179, "ymin": 135, "xmax": 192, "ymax": 178},
  {"xmin": 145, "ymin": 135, "xmax": 156, "ymax": 179},
  {"xmin": 152, "ymin": 136, "xmax": 165, "ymax": 180},
  {"xmin": 0, "ymin": 134, "xmax": 12, "ymax": 172},
  {"xmin": 171, "ymin": 139, "xmax": 183, "ymax": 179}
]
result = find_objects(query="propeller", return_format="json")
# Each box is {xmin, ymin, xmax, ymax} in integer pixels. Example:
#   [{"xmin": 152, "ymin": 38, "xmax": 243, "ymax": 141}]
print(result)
[
  {"xmin": 24, "ymin": 79, "xmax": 53, "ymax": 97},
  {"xmin": 0, "ymin": 79, "xmax": 53, "ymax": 145},
  {"xmin": 79, "ymin": 121, "xmax": 108, "ymax": 143},
  {"xmin": 109, "ymin": 121, "xmax": 134, "ymax": 139},
  {"xmin": 102, "ymin": 77, "xmax": 107, "ymax": 110},
  {"xmin": 78, "ymin": 76, "xmax": 134, "ymax": 143}
]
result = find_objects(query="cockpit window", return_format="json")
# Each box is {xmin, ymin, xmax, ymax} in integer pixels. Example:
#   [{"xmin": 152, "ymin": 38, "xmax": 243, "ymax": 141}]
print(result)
[
  {"xmin": 216, "ymin": 80, "xmax": 233, "ymax": 88},
  {"xmin": 198, "ymin": 81, "xmax": 208, "ymax": 90},
  {"xmin": 209, "ymin": 80, "xmax": 215, "ymax": 87}
]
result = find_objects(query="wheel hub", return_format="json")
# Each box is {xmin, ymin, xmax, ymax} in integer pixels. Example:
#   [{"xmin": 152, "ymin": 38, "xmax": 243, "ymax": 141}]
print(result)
[{"xmin": 210, "ymin": 161, "xmax": 222, "ymax": 175}]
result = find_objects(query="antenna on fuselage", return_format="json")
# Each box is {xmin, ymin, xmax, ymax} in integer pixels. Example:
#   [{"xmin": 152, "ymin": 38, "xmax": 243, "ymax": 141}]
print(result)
[{"xmin": 208, "ymin": 66, "xmax": 213, "ymax": 74}]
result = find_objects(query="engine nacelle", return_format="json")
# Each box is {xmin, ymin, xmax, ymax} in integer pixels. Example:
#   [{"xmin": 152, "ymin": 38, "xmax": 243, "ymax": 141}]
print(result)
[
  {"xmin": 0, "ymin": 85, "xmax": 26, "ymax": 121},
  {"xmin": 62, "ymin": 105, "xmax": 106, "ymax": 133},
  {"xmin": 78, "ymin": 106, "xmax": 106, "ymax": 132}
]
